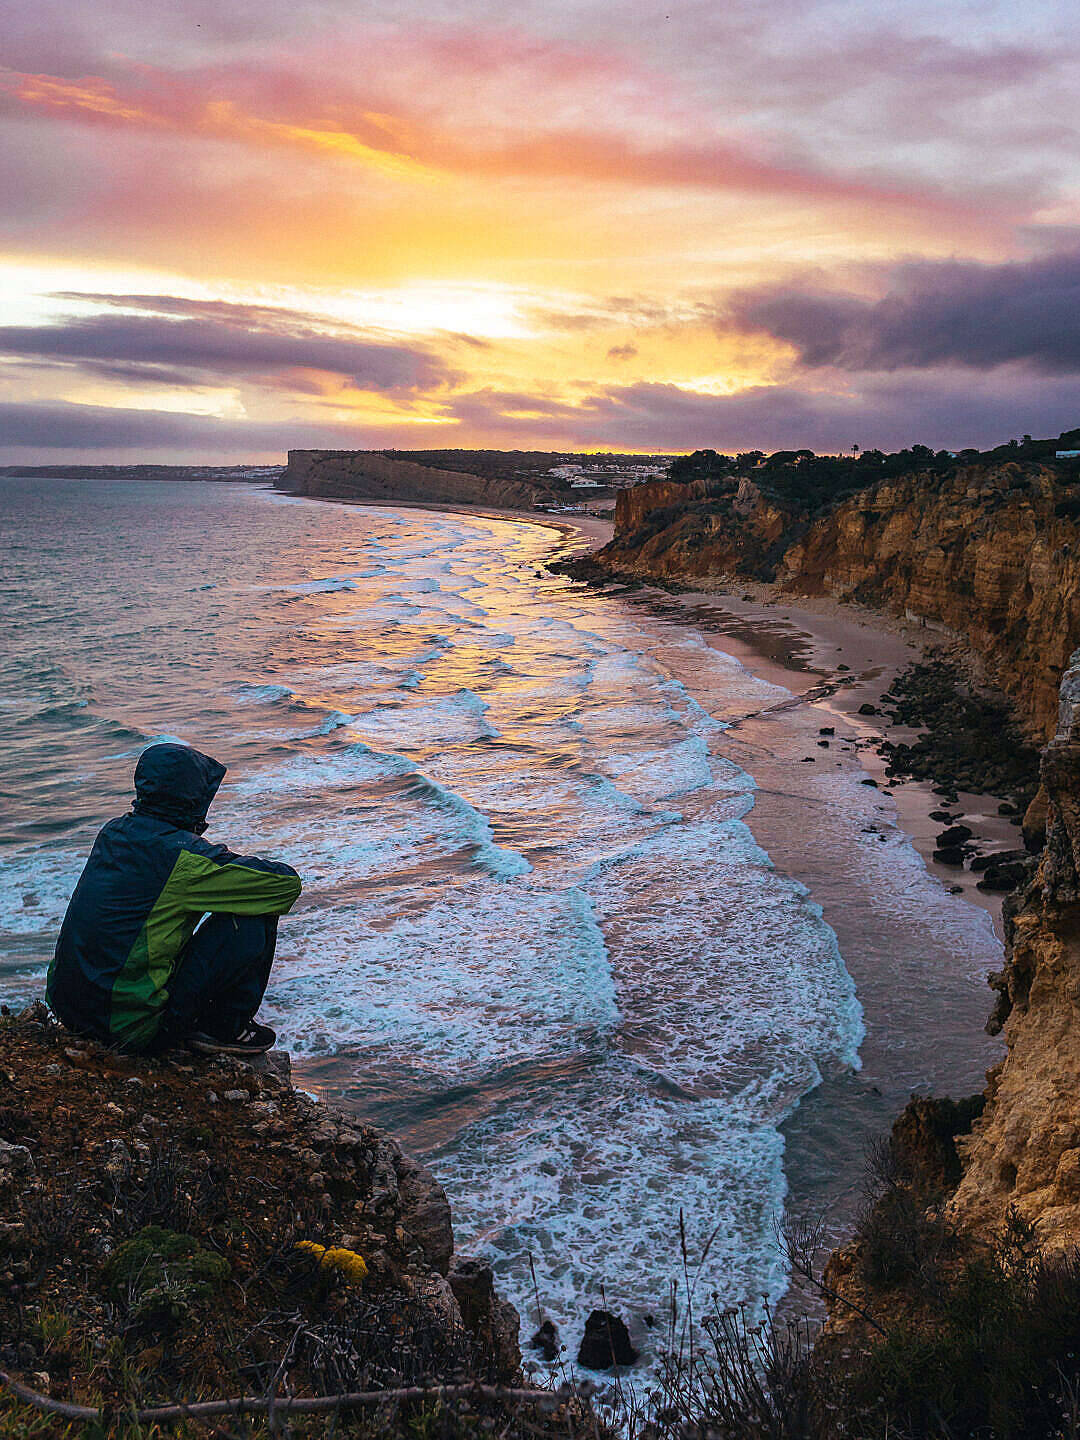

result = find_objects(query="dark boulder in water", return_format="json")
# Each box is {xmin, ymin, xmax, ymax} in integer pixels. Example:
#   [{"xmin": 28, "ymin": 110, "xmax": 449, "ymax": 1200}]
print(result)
[
  {"xmin": 577, "ymin": 1309, "xmax": 638, "ymax": 1369},
  {"xmin": 530, "ymin": 1318, "xmax": 559, "ymax": 1361}
]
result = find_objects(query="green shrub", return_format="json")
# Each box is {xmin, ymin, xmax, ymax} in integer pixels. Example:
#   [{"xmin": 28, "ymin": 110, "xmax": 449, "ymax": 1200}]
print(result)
[{"xmin": 104, "ymin": 1224, "xmax": 229, "ymax": 1335}]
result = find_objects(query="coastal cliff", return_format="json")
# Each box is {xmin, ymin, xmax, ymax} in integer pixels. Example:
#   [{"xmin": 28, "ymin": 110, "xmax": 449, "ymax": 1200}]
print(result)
[
  {"xmin": 279, "ymin": 449, "xmax": 551, "ymax": 511},
  {"xmin": 946, "ymin": 647, "xmax": 1080, "ymax": 1250},
  {"xmin": 593, "ymin": 461, "xmax": 1080, "ymax": 739}
]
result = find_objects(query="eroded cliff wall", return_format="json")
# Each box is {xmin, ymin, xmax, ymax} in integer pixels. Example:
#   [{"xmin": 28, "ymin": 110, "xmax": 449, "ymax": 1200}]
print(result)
[
  {"xmin": 279, "ymin": 450, "xmax": 549, "ymax": 511},
  {"xmin": 598, "ymin": 463, "xmax": 1080, "ymax": 739},
  {"xmin": 947, "ymin": 649, "xmax": 1080, "ymax": 1251}
]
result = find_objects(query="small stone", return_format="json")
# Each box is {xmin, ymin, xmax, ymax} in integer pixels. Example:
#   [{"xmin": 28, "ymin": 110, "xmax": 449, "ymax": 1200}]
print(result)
[
  {"xmin": 223, "ymin": 1089, "xmax": 249, "ymax": 1102},
  {"xmin": 100, "ymin": 1139, "xmax": 132, "ymax": 1178},
  {"xmin": 0, "ymin": 1140, "xmax": 34, "ymax": 1177},
  {"xmin": 857, "ymin": 703, "xmax": 878, "ymax": 716}
]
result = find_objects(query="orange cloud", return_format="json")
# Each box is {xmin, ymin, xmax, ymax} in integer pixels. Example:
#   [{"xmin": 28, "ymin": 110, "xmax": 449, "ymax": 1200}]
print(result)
[{"xmin": 0, "ymin": 60, "xmax": 976, "ymax": 218}]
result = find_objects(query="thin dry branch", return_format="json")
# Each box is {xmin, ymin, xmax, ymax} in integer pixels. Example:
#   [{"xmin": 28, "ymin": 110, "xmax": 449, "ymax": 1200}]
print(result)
[{"xmin": 0, "ymin": 1372, "xmax": 591, "ymax": 1427}]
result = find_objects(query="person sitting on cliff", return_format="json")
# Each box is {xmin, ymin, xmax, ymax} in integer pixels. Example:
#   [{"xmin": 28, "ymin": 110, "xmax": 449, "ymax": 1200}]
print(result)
[{"xmin": 47, "ymin": 743, "xmax": 302, "ymax": 1057}]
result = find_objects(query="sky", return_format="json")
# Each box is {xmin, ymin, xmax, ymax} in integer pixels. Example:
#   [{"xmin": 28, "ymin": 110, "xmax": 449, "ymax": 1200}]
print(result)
[{"xmin": 1, "ymin": 0, "xmax": 1078, "ymax": 461}]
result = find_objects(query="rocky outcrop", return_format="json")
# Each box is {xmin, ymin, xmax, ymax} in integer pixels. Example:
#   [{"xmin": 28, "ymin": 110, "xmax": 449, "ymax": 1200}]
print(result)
[
  {"xmin": 947, "ymin": 647, "xmax": 1080, "ymax": 1251},
  {"xmin": 0, "ymin": 1005, "xmax": 525, "ymax": 1422},
  {"xmin": 279, "ymin": 450, "xmax": 550, "ymax": 511},
  {"xmin": 593, "ymin": 462, "xmax": 1080, "ymax": 739}
]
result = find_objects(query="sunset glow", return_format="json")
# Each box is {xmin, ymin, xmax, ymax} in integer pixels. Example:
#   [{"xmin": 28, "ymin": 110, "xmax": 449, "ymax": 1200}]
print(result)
[{"xmin": 2, "ymin": 0, "xmax": 1078, "ymax": 460}]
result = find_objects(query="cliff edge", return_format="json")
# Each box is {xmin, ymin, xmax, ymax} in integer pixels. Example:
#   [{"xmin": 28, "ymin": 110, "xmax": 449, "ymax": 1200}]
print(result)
[{"xmin": 0, "ymin": 1007, "xmax": 593, "ymax": 1437}]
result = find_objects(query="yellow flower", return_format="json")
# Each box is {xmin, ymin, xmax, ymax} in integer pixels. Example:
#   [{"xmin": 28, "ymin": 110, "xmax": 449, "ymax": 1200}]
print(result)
[{"xmin": 296, "ymin": 1240, "xmax": 368, "ymax": 1284}]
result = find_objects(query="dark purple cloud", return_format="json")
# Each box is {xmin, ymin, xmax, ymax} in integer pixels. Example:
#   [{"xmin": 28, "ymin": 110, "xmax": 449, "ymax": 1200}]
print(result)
[
  {"xmin": 0, "ymin": 297, "xmax": 456, "ymax": 393},
  {"xmin": 2, "ymin": 366, "xmax": 1078, "ymax": 464},
  {"xmin": 447, "ymin": 369, "xmax": 1080, "ymax": 453},
  {"xmin": 0, "ymin": 398, "xmax": 380, "ymax": 457},
  {"xmin": 727, "ymin": 250, "xmax": 1080, "ymax": 373}
]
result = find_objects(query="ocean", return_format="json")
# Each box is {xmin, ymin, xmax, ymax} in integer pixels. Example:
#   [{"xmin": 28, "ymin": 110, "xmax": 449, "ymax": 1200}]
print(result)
[{"xmin": 0, "ymin": 477, "xmax": 1002, "ymax": 1366}]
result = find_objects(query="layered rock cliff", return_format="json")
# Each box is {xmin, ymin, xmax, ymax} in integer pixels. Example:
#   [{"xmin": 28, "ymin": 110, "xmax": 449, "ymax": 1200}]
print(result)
[
  {"xmin": 279, "ymin": 449, "xmax": 551, "ymax": 511},
  {"xmin": 946, "ymin": 648, "xmax": 1080, "ymax": 1251},
  {"xmin": 594, "ymin": 462, "xmax": 1080, "ymax": 739}
]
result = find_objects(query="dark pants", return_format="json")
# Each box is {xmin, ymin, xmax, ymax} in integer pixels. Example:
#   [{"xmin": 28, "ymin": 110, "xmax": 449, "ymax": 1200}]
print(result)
[{"xmin": 158, "ymin": 913, "xmax": 278, "ymax": 1046}]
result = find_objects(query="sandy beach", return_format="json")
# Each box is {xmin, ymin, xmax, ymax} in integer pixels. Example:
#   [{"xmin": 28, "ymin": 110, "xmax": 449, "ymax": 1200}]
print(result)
[{"xmin": 548, "ymin": 513, "xmax": 1023, "ymax": 940}]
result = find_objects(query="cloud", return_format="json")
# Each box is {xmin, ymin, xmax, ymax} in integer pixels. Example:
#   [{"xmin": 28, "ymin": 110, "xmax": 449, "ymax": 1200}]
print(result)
[
  {"xmin": 607, "ymin": 344, "xmax": 639, "ymax": 361},
  {"xmin": 727, "ymin": 250, "xmax": 1080, "ymax": 373},
  {"xmin": 0, "ymin": 58, "xmax": 986, "ymax": 213},
  {"xmin": 0, "ymin": 398, "xmax": 385, "ymax": 457},
  {"xmin": 446, "ymin": 369, "xmax": 1080, "ymax": 453},
  {"xmin": 0, "ymin": 296, "xmax": 457, "ymax": 393},
  {"xmin": 3, "ymin": 365, "xmax": 1078, "ymax": 464}
]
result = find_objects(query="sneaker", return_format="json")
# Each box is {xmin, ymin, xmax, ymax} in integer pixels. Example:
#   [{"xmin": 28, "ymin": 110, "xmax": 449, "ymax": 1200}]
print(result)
[{"xmin": 187, "ymin": 1020, "xmax": 277, "ymax": 1055}]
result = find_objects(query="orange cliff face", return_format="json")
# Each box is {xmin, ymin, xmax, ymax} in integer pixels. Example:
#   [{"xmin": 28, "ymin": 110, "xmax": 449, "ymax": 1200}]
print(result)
[
  {"xmin": 599, "ymin": 462, "xmax": 1080, "ymax": 741},
  {"xmin": 946, "ymin": 650, "xmax": 1080, "ymax": 1253}
]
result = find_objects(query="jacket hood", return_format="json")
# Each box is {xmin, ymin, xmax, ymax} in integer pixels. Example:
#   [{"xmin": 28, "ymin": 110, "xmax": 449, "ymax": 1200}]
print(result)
[{"xmin": 132, "ymin": 743, "xmax": 227, "ymax": 831}]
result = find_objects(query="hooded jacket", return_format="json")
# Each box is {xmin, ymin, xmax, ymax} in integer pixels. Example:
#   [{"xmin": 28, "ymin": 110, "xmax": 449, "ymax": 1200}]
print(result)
[{"xmin": 47, "ymin": 744, "xmax": 301, "ymax": 1050}]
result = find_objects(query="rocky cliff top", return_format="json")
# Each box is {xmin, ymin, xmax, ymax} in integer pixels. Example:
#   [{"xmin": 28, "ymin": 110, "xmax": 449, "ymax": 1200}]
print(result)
[{"xmin": 0, "ymin": 1006, "xmax": 603, "ymax": 1437}]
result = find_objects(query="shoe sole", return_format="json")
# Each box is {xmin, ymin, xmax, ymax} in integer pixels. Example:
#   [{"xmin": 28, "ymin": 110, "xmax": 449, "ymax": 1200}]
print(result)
[{"xmin": 187, "ymin": 1036, "xmax": 275, "ymax": 1056}]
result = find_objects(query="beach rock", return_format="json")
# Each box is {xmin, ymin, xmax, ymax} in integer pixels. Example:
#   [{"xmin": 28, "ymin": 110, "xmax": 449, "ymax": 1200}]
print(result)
[
  {"xmin": 929, "ymin": 810, "xmax": 954, "ymax": 823},
  {"xmin": 819, "ymin": 726, "xmax": 835, "ymax": 736},
  {"xmin": 976, "ymin": 859, "xmax": 1031, "ymax": 893},
  {"xmin": 936, "ymin": 825, "xmax": 974, "ymax": 847},
  {"xmin": 933, "ymin": 846, "xmax": 968, "ymax": 867},
  {"xmin": 860, "ymin": 777, "xmax": 878, "ymax": 786},
  {"xmin": 529, "ymin": 1318, "xmax": 560, "ymax": 1361},
  {"xmin": 858, "ymin": 703, "xmax": 878, "ymax": 716},
  {"xmin": 818, "ymin": 740, "xmax": 830, "ymax": 748},
  {"xmin": 969, "ymin": 848, "xmax": 1029, "ymax": 873},
  {"xmin": 577, "ymin": 1309, "xmax": 638, "ymax": 1370},
  {"xmin": 891, "ymin": 1094, "xmax": 985, "ymax": 1193}
]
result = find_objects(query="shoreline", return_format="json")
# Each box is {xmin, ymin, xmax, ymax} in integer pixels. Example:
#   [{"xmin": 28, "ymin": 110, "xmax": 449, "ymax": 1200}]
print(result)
[
  {"xmin": 546, "ymin": 517, "xmax": 1023, "ymax": 941},
  {"xmin": 276, "ymin": 487, "xmax": 1007, "ymax": 1258}
]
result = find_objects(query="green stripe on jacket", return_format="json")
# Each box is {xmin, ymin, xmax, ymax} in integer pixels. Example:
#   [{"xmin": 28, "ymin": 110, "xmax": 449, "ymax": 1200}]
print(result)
[{"xmin": 109, "ymin": 848, "xmax": 302, "ymax": 1048}]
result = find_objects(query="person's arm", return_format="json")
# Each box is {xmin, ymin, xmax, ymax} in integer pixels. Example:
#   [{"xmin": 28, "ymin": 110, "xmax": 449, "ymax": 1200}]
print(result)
[{"xmin": 168, "ymin": 842, "xmax": 302, "ymax": 916}]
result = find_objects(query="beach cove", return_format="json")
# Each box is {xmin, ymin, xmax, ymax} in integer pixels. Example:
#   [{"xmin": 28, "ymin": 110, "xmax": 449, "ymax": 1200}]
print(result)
[{"xmin": 0, "ymin": 477, "xmax": 1002, "ymax": 1369}]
